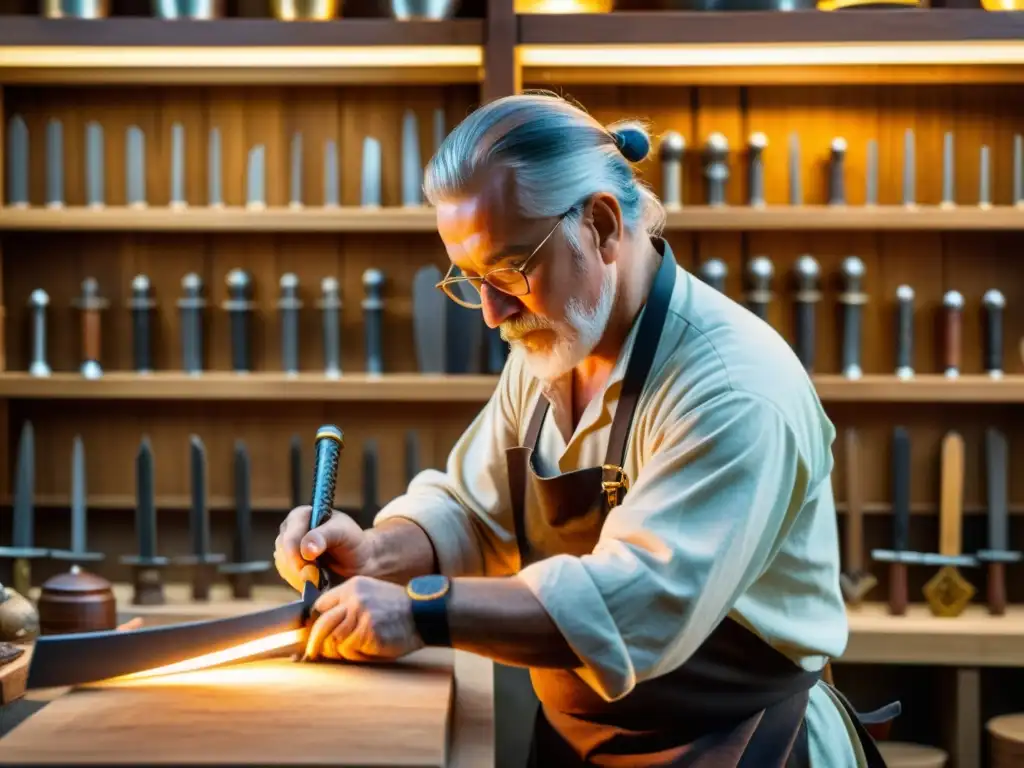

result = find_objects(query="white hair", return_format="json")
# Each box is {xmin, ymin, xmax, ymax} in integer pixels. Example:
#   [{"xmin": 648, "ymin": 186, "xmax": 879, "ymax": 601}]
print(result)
[{"xmin": 423, "ymin": 91, "xmax": 666, "ymax": 255}]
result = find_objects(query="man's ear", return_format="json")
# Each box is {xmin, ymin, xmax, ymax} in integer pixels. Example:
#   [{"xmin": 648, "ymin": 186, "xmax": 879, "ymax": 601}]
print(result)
[{"xmin": 587, "ymin": 193, "xmax": 622, "ymax": 265}]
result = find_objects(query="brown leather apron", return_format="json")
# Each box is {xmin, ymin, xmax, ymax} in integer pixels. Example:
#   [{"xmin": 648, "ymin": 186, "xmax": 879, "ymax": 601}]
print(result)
[{"xmin": 506, "ymin": 242, "xmax": 898, "ymax": 767}]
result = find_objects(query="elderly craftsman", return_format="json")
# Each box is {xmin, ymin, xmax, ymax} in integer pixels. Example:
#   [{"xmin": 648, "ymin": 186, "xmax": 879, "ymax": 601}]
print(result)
[{"xmin": 275, "ymin": 92, "xmax": 896, "ymax": 767}]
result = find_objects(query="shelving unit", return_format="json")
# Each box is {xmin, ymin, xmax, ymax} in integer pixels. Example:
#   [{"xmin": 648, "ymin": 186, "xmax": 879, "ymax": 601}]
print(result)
[{"xmin": 2, "ymin": 5, "xmax": 1024, "ymax": 766}]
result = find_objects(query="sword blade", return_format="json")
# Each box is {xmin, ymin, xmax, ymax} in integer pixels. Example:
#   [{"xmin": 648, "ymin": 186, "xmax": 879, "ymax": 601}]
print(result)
[
  {"xmin": 26, "ymin": 597, "xmax": 312, "ymax": 690},
  {"xmin": 190, "ymin": 435, "xmax": 210, "ymax": 557},
  {"xmin": 233, "ymin": 440, "xmax": 252, "ymax": 564},
  {"xmin": 985, "ymin": 428, "xmax": 1009, "ymax": 552},
  {"xmin": 136, "ymin": 437, "xmax": 158, "ymax": 561},
  {"xmin": 11, "ymin": 421, "xmax": 34, "ymax": 549},
  {"xmin": 71, "ymin": 435, "xmax": 87, "ymax": 554}
]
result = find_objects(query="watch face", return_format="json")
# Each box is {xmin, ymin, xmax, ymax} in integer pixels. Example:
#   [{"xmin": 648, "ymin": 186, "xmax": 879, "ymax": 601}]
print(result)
[{"xmin": 409, "ymin": 574, "xmax": 450, "ymax": 601}]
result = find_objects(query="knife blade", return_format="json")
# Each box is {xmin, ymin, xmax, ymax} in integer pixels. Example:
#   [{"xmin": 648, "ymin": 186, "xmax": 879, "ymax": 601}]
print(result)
[
  {"xmin": 208, "ymin": 127, "xmax": 223, "ymax": 208},
  {"xmin": 170, "ymin": 122, "xmax": 186, "ymax": 209},
  {"xmin": 247, "ymin": 145, "xmax": 266, "ymax": 211},
  {"xmin": 6, "ymin": 114, "xmax": 28, "ymax": 208},
  {"xmin": 85, "ymin": 121, "xmax": 105, "ymax": 209},
  {"xmin": 26, "ymin": 593, "xmax": 315, "ymax": 690},
  {"xmin": 413, "ymin": 264, "xmax": 446, "ymax": 373},
  {"xmin": 401, "ymin": 110, "xmax": 422, "ymax": 207},
  {"xmin": 51, "ymin": 435, "xmax": 104, "ymax": 564},
  {"xmin": 126, "ymin": 125, "xmax": 147, "ymax": 209},
  {"xmin": 219, "ymin": 440, "xmax": 271, "ymax": 599},
  {"xmin": 361, "ymin": 136, "xmax": 381, "ymax": 208},
  {"xmin": 977, "ymin": 428, "xmax": 1022, "ymax": 616},
  {"xmin": 289, "ymin": 132, "xmax": 303, "ymax": 210},
  {"xmin": 119, "ymin": 437, "xmax": 170, "ymax": 606},
  {"xmin": 45, "ymin": 118, "xmax": 64, "ymax": 209},
  {"xmin": 323, "ymin": 139, "xmax": 339, "ymax": 208}
]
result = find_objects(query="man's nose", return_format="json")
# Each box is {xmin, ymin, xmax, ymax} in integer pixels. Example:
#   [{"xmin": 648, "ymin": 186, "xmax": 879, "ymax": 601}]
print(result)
[{"xmin": 480, "ymin": 283, "xmax": 520, "ymax": 329}]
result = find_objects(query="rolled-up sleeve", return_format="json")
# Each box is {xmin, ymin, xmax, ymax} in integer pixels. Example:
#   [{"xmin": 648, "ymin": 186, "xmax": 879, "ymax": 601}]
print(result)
[
  {"xmin": 373, "ymin": 359, "xmax": 524, "ymax": 579},
  {"xmin": 516, "ymin": 390, "xmax": 813, "ymax": 702}
]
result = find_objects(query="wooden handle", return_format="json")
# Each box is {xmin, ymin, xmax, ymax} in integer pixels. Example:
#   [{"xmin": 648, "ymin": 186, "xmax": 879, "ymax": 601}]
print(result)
[
  {"xmin": 82, "ymin": 308, "xmax": 101, "ymax": 362},
  {"xmin": 939, "ymin": 431, "xmax": 965, "ymax": 556},
  {"xmin": 888, "ymin": 562, "xmax": 908, "ymax": 616},
  {"xmin": 844, "ymin": 428, "xmax": 864, "ymax": 571},
  {"xmin": 988, "ymin": 562, "xmax": 1006, "ymax": 616}
]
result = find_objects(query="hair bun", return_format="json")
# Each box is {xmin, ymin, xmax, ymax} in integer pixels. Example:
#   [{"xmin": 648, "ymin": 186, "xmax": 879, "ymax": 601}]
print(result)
[{"xmin": 611, "ymin": 123, "xmax": 651, "ymax": 163}]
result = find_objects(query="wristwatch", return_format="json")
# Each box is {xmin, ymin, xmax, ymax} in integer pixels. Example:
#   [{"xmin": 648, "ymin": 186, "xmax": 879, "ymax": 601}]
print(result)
[{"xmin": 406, "ymin": 574, "xmax": 452, "ymax": 647}]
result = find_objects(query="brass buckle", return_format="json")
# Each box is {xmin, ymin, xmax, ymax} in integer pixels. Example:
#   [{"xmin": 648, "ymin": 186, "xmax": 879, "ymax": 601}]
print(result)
[{"xmin": 601, "ymin": 464, "xmax": 630, "ymax": 509}]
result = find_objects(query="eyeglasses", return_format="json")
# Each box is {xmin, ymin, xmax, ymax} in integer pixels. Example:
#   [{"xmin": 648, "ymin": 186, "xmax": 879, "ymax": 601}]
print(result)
[{"xmin": 435, "ymin": 215, "xmax": 565, "ymax": 310}]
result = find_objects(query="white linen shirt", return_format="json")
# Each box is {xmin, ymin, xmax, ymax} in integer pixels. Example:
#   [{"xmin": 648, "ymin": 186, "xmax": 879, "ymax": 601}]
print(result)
[{"xmin": 376, "ymin": 257, "xmax": 867, "ymax": 767}]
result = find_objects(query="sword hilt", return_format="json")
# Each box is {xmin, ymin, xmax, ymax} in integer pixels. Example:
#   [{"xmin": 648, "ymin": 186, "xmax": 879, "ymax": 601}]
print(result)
[{"xmin": 309, "ymin": 425, "xmax": 345, "ymax": 592}]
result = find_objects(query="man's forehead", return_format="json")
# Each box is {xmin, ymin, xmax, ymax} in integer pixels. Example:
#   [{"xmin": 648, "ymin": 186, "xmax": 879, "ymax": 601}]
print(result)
[{"xmin": 436, "ymin": 169, "xmax": 518, "ymax": 265}]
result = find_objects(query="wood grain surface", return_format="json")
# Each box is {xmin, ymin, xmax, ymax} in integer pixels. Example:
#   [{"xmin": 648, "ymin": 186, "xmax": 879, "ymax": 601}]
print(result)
[{"xmin": 0, "ymin": 651, "xmax": 455, "ymax": 766}]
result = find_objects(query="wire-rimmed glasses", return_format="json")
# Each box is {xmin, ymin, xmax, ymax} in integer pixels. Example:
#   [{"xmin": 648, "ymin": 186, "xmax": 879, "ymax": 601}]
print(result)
[{"xmin": 435, "ymin": 215, "xmax": 565, "ymax": 310}]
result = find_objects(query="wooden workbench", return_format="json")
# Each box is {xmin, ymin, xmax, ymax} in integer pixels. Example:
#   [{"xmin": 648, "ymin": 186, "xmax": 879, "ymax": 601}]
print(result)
[{"xmin": 0, "ymin": 584, "xmax": 494, "ymax": 768}]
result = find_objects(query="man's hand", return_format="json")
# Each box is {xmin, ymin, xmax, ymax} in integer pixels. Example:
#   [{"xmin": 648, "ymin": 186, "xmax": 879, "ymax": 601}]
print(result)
[
  {"xmin": 274, "ymin": 505, "xmax": 375, "ymax": 593},
  {"xmin": 304, "ymin": 576, "xmax": 423, "ymax": 662}
]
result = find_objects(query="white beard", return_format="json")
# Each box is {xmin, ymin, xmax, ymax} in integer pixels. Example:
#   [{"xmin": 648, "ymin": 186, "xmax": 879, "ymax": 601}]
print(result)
[{"xmin": 504, "ymin": 263, "xmax": 617, "ymax": 383}]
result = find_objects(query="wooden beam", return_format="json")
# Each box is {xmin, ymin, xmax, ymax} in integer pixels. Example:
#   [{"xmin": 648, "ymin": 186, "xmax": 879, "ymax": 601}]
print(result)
[{"xmin": 482, "ymin": 0, "xmax": 519, "ymax": 102}]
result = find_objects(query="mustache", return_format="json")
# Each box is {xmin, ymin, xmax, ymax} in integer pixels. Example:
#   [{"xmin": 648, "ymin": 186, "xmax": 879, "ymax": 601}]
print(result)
[{"xmin": 500, "ymin": 314, "xmax": 557, "ymax": 342}]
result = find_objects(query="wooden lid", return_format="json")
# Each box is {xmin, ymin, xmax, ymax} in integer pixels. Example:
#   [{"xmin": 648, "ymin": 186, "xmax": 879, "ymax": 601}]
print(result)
[
  {"xmin": 987, "ymin": 713, "xmax": 1024, "ymax": 743},
  {"xmin": 40, "ymin": 566, "xmax": 112, "ymax": 596},
  {"xmin": 878, "ymin": 741, "xmax": 948, "ymax": 768}
]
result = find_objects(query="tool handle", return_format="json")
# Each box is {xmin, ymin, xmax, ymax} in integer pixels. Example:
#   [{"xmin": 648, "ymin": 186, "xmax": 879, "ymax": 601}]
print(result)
[
  {"xmin": 309, "ymin": 425, "xmax": 344, "ymax": 590},
  {"xmin": 939, "ymin": 431, "xmax": 965, "ymax": 556},
  {"xmin": 988, "ymin": 562, "xmax": 1006, "ymax": 616},
  {"xmin": 942, "ymin": 291, "xmax": 963, "ymax": 376},
  {"xmin": 888, "ymin": 562, "xmax": 908, "ymax": 616}
]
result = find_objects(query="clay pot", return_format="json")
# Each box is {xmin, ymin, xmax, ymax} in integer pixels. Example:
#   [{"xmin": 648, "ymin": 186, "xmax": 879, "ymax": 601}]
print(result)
[{"xmin": 38, "ymin": 566, "xmax": 117, "ymax": 636}]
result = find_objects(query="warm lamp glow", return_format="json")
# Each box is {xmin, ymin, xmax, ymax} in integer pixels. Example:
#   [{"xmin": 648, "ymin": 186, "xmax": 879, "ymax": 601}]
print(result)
[
  {"xmin": 519, "ymin": 41, "xmax": 1024, "ymax": 69},
  {"xmin": 108, "ymin": 629, "xmax": 305, "ymax": 684},
  {"xmin": 0, "ymin": 46, "xmax": 483, "ymax": 70},
  {"xmin": 516, "ymin": 0, "xmax": 612, "ymax": 12}
]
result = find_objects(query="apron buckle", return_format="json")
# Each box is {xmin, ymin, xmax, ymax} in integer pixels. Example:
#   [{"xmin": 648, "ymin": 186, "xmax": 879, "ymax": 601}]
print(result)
[{"xmin": 601, "ymin": 465, "xmax": 630, "ymax": 508}]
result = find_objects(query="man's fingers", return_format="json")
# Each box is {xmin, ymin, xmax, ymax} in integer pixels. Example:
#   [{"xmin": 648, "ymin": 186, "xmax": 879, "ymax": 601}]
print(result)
[
  {"xmin": 305, "ymin": 604, "xmax": 347, "ymax": 661},
  {"xmin": 299, "ymin": 514, "xmax": 356, "ymax": 562},
  {"xmin": 313, "ymin": 582, "xmax": 346, "ymax": 615}
]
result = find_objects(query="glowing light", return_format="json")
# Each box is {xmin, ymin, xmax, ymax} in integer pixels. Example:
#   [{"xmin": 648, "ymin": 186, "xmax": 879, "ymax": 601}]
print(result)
[{"xmin": 110, "ymin": 629, "xmax": 305, "ymax": 683}]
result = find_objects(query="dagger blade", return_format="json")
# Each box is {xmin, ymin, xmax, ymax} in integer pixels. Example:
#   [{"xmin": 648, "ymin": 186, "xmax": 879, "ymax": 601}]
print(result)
[
  {"xmin": 189, "ymin": 435, "xmax": 211, "ymax": 558},
  {"xmin": 70, "ymin": 435, "xmax": 86, "ymax": 554},
  {"xmin": 6, "ymin": 114, "xmax": 28, "ymax": 207},
  {"xmin": 12, "ymin": 421, "xmax": 35, "ymax": 550},
  {"xmin": 985, "ymin": 428, "xmax": 1009, "ymax": 552},
  {"xmin": 85, "ymin": 121, "xmax": 105, "ymax": 208},
  {"xmin": 136, "ymin": 437, "xmax": 158, "ymax": 561},
  {"xmin": 233, "ymin": 441, "xmax": 253, "ymax": 564}
]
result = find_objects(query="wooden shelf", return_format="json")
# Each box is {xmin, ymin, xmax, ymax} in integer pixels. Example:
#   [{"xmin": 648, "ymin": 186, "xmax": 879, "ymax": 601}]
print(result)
[
  {"xmin": 1, "ymin": 493, "xmax": 363, "ymax": 513},
  {"xmin": 518, "ymin": 10, "xmax": 1024, "ymax": 85},
  {"xmin": 0, "ymin": 18, "xmax": 484, "ymax": 85},
  {"xmin": 0, "ymin": 206, "xmax": 439, "ymax": 233},
  {"xmin": 0, "ymin": 372, "xmax": 500, "ymax": 402},
  {"xmin": 843, "ymin": 603, "xmax": 1024, "ymax": 667},
  {"xmin": 0, "ymin": 373, "xmax": 1019, "ymax": 403},
  {"xmin": 4, "ymin": 205, "xmax": 1024, "ymax": 233}
]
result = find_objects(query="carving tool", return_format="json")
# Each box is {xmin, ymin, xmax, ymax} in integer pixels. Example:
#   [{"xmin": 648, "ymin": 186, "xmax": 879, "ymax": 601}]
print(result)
[
  {"xmin": 983, "ymin": 289, "xmax": 1004, "ymax": 379},
  {"xmin": 902, "ymin": 128, "xmax": 915, "ymax": 208},
  {"xmin": 50, "ymin": 436, "xmax": 104, "ymax": 566},
  {"xmin": 703, "ymin": 133, "xmax": 729, "ymax": 207},
  {"xmin": 72, "ymin": 277, "xmax": 108, "ymax": 380},
  {"xmin": 85, "ymin": 121, "xmax": 105, "ymax": 209},
  {"xmin": 871, "ymin": 426, "xmax": 914, "ymax": 616},
  {"xmin": 361, "ymin": 137, "xmax": 382, "ymax": 208},
  {"xmin": 894, "ymin": 285, "xmax": 914, "ymax": 380},
  {"xmin": 942, "ymin": 290, "xmax": 963, "ymax": 379},
  {"xmin": 224, "ymin": 268, "xmax": 254, "ymax": 374},
  {"xmin": 747, "ymin": 132, "xmax": 767, "ymax": 208},
  {"xmin": 697, "ymin": 258, "xmax": 727, "ymax": 293},
  {"xmin": 363, "ymin": 269, "xmax": 385, "ymax": 375},
  {"xmin": 170, "ymin": 122, "xmax": 186, "ymax": 209},
  {"xmin": 744, "ymin": 256, "xmax": 773, "ymax": 323},
  {"xmin": 28, "ymin": 289, "xmax": 52, "ymax": 378},
  {"xmin": 659, "ymin": 131, "xmax": 685, "ymax": 210},
  {"xmin": 246, "ymin": 145, "xmax": 266, "ymax": 211},
  {"xmin": 793, "ymin": 255, "xmax": 820, "ymax": 373},
  {"xmin": 278, "ymin": 273, "xmax": 302, "ymax": 376},
  {"xmin": 129, "ymin": 274, "xmax": 156, "ymax": 374},
  {"xmin": 45, "ymin": 118, "xmax": 64, "ymax": 209},
  {"xmin": 413, "ymin": 264, "xmax": 446, "ymax": 373},
  {"xmin": 839, "ymin": 256, "xmax": 866, "ymax": 380},
  {"xmin": 0, "ymin": 422, "xmax": 48, "ymax": 598},
  {"xmin": 126, "ymin": 125, "xmax": 147, "ymax": 209},
  {"xmin": 318, "ymin": 276, "xmax": 342, "ymax": 378},
  {"xmin": 978, "ymin": 145, "xmax": 992, "ymax": 210},
  {"xmin": 828, "ymin": 137, "xmax": 846, "ymax": 206},
  {"xmin": 940, "ymin": 132, "xmax": 955, "ymax": 209},
  {"xmin": 175, "ymin": 435, "xmax": 226, "ymax": 601},
  {"xmin": 219, "ymin": 441, "xmax": 271, "ymax": 599},
  {"xmin": 865, "ymin": 139, "xmax": 878, "ymax": 207},
  {"xmin": 922, "ymin": 432, "xmax": 976, "ymax": 617},
  {"xmin": 402, "ymin": 110, "xmax": 422, "ymax": 207},
  {"xmin": 290, "ymin": 132, "xmax": 303, "ymax": 209},
  {"xmin": 977, "ymin": 428, "xmax": 1021, "ymax": 616},
  {"xmin": 178, "ymin": 273, "xmax": 206, "ymax": 375},
  {"xmin": 119, "ymin": 437, "xmax": 169, "ymax": 606},
  {"xmin": 208, "ymin": 127, "xmax": 223, "ymax": 208},
  {"xmin": 324, "ymin": 139, "xmax": 339, "ymax": 208},
  {"xmin": 6, "ymin": 114, "xmax": 28, "ymax": 208},
  {"xmin": 839, "ymin": 428, "xmax": 875, "ymax": 605}
]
